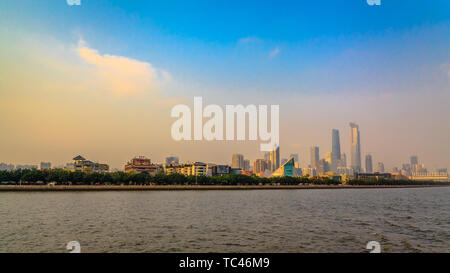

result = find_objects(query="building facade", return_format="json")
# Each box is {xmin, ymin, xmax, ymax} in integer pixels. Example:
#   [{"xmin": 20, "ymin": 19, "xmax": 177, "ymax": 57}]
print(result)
[{"xmin": 350, "ymin": 123, "xmax": 362, "ymax": 173}]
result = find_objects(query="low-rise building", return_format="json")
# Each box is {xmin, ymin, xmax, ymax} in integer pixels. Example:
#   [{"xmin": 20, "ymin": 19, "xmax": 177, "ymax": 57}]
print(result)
[
  {"xmin": 125, "ymin": 156, "xmax": 160, "ymax": 175},
  {"xmin": 73, "ymin": 155, "xmax": 109, "ymax": 173}
]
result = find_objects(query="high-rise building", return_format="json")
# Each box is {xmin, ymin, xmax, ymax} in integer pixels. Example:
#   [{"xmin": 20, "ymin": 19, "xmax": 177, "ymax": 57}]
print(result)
[
  {"xmin": 165, "ymin": 156, "xmax": 179, "ymax": 165},
  {"xmin": 331, "ymin": 129, "xmax": 341, "ymax": 172},
  {"xmin": 243, "ymin": 160, "xmax": 250, "ymax": 171},
  {"xmin": 317, "ymin": 159, "xmax": 330, "ymax": 175},
  {"xmin": 350, "ymin": 123, "xmax": 362, "ymax": 173},
  {"xmin": 310, "ymin": 146, "xmax": 319, "ymax": 169},
  {"xmin": 377, "ymin": 162, "xmax": 385, "ymax": 173},
  {"xmin": 269, "ymin": 146, "xmax": 280, "ymax": 171},
  {"xmin": 410, "ymin": 156, "xmax": 418, "ymax": 166},
  {"xmin": 410, "ymin": 155, "xmax": 419, "ymax": 173},
  {"xmin": 339, "ymin": 153, "xmax": 347, "ymax": 168},
  {"xmin": 365, "ymin": 155, "xmax": 373, "ymax": 173},
  {"xmin": 253, "ymin": 159, "xmax": 268, "ymax": 174},
  {"xmin": 325, "ymin": 152, "xmax": 331, "ymax": 164},
  {"xmin": 232, "ymin": 154, "xmax": 244, "ymax": 169}
]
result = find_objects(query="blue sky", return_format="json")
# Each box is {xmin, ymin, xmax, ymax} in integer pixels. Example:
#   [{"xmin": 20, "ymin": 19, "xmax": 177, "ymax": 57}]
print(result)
[
  {"xmin": 0, "ymin": 0, "xmax": 449, "ymax": 169},
  {"xmin": 2, "ymin": 0, "xmax": 449, "ymax": 93}
]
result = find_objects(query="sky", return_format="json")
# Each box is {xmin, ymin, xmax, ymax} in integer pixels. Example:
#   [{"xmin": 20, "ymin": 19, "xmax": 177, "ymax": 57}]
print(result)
[{"xmin": 0, "ymin": 0, "xmax": 449, "ymax": 170}]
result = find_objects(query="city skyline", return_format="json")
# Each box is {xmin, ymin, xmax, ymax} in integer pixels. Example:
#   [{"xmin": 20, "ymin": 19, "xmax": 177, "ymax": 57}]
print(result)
[{"xmin": 0, "ymin": 1, "xmax": 449, "ymax": 171}]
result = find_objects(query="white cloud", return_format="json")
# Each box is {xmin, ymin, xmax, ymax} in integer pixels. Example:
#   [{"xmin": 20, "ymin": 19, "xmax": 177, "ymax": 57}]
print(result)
[
  {"xmin": 269, "ymin": 47, "xmax": 280, "ymax": 58},
  {"xmin": 77, "ymin": 42, "xmax": 170, "ymax": 96},
  {"xmin": 238, "ymin": 36, "xmax": 261, "ymax": 44}
]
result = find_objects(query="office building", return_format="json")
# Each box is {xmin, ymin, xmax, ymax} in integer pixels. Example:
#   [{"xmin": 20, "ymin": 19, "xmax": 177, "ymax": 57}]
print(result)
[
  {"xmin": 232, "ymin": 154, "xmax": 244, "ymax": 169},
  {"xmin": 269, "ymin": 146, "xmax": 280, "ymax": 171},
  {"xmin": 310, "ymin": 146, "xmax": 319, "ymax": 169},
  {"xmin": 350, "ymin": 123, "xmax": 362, "ymax": 173},
  {"xmin": 365, "ymin": 155, "xmax": 373, "ymax": 173},
  {"xmin": 331, "ymin": 129, "xmax": 341, "ymax": 172}
]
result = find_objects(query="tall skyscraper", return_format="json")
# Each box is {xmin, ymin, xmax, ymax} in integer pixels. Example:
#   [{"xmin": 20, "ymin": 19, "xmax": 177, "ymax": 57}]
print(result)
[
  {"xmin": 310, "ymin": 146, "xmax": 319, "ymax": 169},
  {"xmin": 365, "ymin": 154, "xmax": 373, "ymax": 173},
  {"xmin": 377, "ymin": 162, "xmax": 385, "ymax": 173},
  {"xmin": 232, "ymin": 154, "xmax": 244, "ymax": 169},
  {"xmin": 350, "ymin": 123, "xmax": 362, "ymax": 173},
  {"xmin": 331, "ymin": 129, "xmax": 341, "ymax": 172},
  {"xmin": 269, "ymin": 146, "xmax": 280, "ymax": 171}
]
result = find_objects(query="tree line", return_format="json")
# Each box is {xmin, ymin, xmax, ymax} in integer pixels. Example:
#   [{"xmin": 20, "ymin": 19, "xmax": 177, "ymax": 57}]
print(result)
[{"xmin": 0, "ymin": 169, "xmax": 447, "ymax": 186}]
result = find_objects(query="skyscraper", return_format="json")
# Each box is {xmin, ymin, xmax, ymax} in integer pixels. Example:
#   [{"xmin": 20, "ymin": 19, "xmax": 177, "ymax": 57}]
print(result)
[
  {"xmin": 253, "ymin": 159, "xmax": 268, "ymax": 174},
  {"xmin": 350, "ymin": 123, "xmax": 362, "ymax": 173},
  {"xmin": 331, "ymin": 129, "xmax": 341, "ymax": 172},
  {"xmin": 269, "ymin": 146, "xmax": 280, "ymax": 171},
  {"xmin": 243, "ymin": 160, "xmax": 250, "ymax": 171},
  {"xmin": 365, "ymin": 154, "xmax": 373, "ymax": 173},
  {"xmin": 377, "ymin": 162, "xmax": 385, "ymax": 173},
  {"xmin": 232, "ymin": 154, "xmax": 244, "ymax": 169},
  {"xmin": 310, "ymin": 146, "xmax": 319, "ymax": 169}
]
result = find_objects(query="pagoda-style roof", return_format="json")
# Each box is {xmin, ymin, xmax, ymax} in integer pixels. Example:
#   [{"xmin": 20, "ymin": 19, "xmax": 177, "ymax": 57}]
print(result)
[{"xmin": 73, "ymin": 155, "xmax": 86, "ymax": 161}]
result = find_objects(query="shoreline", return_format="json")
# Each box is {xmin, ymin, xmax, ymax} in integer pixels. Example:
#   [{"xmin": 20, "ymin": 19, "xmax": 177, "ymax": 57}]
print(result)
[{"xmin": 0, "ymin": 184, "xmax": 448, "ymax": 192}]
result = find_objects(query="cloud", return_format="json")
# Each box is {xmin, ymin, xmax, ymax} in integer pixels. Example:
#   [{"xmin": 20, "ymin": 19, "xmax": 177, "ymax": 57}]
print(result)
[
  {"xmin": 238, "ymin": 36, "xmax": 261, "ymax": 44},
  {"xmin": 269, "ymin": 47, "xmax": 280, "ymax": 58},
  {"xmin": 77, "ymin": 43, "xmax": 170, "ymax": 96}
]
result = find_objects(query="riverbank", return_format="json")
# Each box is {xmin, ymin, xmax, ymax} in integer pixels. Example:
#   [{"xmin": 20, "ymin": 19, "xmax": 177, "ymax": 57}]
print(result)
[{"xmin": 0, "ymin": 184, "xmax": 449, "ymax": 192}]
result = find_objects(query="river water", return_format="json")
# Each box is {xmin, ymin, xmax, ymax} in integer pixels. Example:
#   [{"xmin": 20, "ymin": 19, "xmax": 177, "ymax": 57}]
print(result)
[{"xmin": 0, "ymin": 187, "xmax": 448, "ymax": 253}]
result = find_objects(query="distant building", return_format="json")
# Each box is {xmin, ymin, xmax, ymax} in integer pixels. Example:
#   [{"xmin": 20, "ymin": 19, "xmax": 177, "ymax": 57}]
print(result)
[
  {"xmin": 310, "ymin": 146, "xmax": 319, "ymax": 169},
  {"xmin": 73, "ymin": 155, "xmax": 109, "ymax": 173},
  {"xmin": 164, "ymin": 162, "xmax": 207, "ymax": 176},
  {"xmin": 0, "ymin": 163, "xmax": 15, "ymax": 171},
  {"xmin": 40, "ymin": 162, "xmax": 51, "ymax": 170},
  {"xmin": 243, "ymin": 159, "xmax": 250, "ymax": 171},
  {"xmin": 232, "ymin": 154, "xmax": 244, "ymax": 169},
  {"xmin": 165, "ymin": 156, "xmax": 179, "ymax": 165},
  {"xmin": 253, "ymin": 159, "xmax": 268, "ymax": 174},
  {"xmin": 269, "ymin": 146, "xmax": 280, "ymax": 171},
  {"xmin": 350, "ymin": 123, "xmax": 362, "ymax": 173},
  {"xmin": 355, "ymin": 173, "xmax": 392, "ymax": 180},
  {"xmin": 125, "ymin": 156, "xmax": 160, "ymax": 175},
  {"xmin": 365, "ymin": 155, "xmax": 373, "ymax": 173},
  {"xmin": 339, "ymin": 153, "xmax": 347, "ymax": 168},
  {"xmin": 271, "ymin": 158, "xmax": 295, "ymax": 178},
  {"xmin": 331, "ymin": 129, "xmax": 341, "ymax": 172},
  {"xmin": 211, "ymin": 165, "xmax": 231, "ymax": 176},
  {"xmin": 325, "ymin": 152, "xmax": 331, "ymax": 164},
  {"xmin": 302, "ymin": 167, "xmax": 317, "ymax": 177},
  {"xmin": 376, "ymin": 162, "xmax": 385, "ymax": 173},
  {"xmin": 411, "ymin": 170, "xmax": 449, "ymax": 182},
  {"xmin": 15, "ymin": 165, "xmax": 38, "ymax": 170},
  {"xmin": 317, "ymin": 159, "xmax": 330, "ymax": 175}
]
